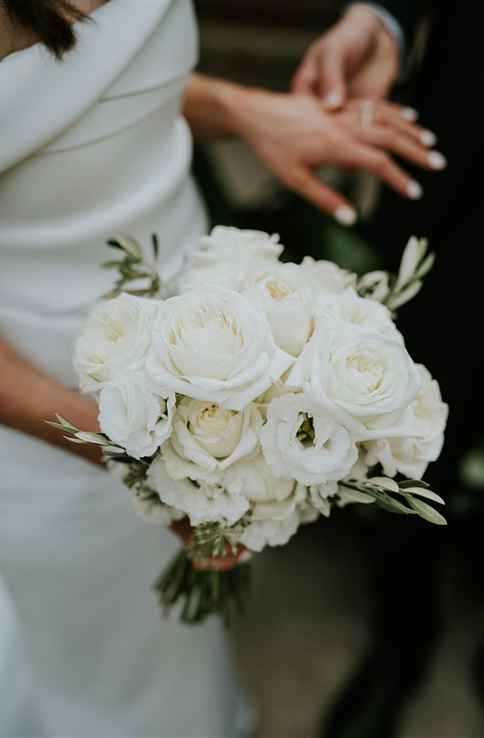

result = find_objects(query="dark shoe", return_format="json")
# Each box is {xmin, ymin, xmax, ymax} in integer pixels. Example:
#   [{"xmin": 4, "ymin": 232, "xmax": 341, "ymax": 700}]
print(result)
[{"xmin": 320, "ymin": 638, "xmax": 437, "ymax": 738}]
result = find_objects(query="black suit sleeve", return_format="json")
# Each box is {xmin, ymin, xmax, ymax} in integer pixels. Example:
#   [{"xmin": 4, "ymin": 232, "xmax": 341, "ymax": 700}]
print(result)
[{"xmin": 346, "ymin": 1, "xmax": 428, "ymax": 46}]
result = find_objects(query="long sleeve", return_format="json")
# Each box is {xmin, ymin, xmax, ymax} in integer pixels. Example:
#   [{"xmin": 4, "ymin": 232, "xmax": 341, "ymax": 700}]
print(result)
[{"xmin": 347, "ymin": 1, "xmax": 426, "ymax": 46}]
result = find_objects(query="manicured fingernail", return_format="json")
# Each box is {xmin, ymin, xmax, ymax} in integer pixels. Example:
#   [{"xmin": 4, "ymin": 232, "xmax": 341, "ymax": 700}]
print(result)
[
  {"xmin": 402, "ymin": 107, "xmax": 418, "ymax": 122},
  {"xmin": 407, "ymin": 181, "xmax": 423, "ymax": 199},
  {"xmin": 420, "ymin": 130, "xmax": 436, "ymax": 147},
  {"xmin": 428, "ymin": 151, "xmax": 447, "ymax": 170},
  {"xmin": 325, "ymin": 91, "xmax": 343, "ymax": 109},
  {"xmin": 335, "ymin": 206, "xmax": 357, "ymax": 226}
]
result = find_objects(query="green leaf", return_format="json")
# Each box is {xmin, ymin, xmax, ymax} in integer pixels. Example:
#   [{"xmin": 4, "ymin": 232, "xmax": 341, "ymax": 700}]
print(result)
[
  {"xmin": 366, "ymin": 476, "xmax": 400, "ymax": 493},
  {"xmin": 401, "ymin": 488, "xmax": 445, "ymax": 505},
  {"xmin": 407, "ymin": 497, "xmax": 447, "ymax": 525},
  {"xmin": 387, "ymin": 280, "xmax": 422, "ymax": 310},
  {"xmin": 152, "ymin": 233, "xmax": 160, "ymax": 261},
  {"xmin": 399, "ymin": 479, "xmax": 430, "ymax": 490},
  {"xmin": 373, "ymin": 492, "xmax": 416, "ymax": 516},
  {"xmin": 415, "ymin": 252, "xmax": 435, "ymax": 280}
]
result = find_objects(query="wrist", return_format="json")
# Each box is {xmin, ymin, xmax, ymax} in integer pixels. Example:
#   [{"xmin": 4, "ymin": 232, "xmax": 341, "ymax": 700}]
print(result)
[
  {"xmin": 346, "ymin": 3, "xmax": 402, "ymax": 55},
  {"xmin": 209, "ymin": 79, "xmax": 262, "ymax": 139}
]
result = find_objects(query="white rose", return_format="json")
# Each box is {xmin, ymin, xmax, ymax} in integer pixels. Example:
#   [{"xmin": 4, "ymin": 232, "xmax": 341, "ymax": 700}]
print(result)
[
  {"xmin": 98, "ymin": 373, "xmax": 174, "ymax": 460},
  {"xmin": 299, "ymin": 255, "xmax": 356, "ymax": 295},
  {"xmin": 288, "ymin": 317, "xmax": 421, "ymax": 438},
  {"xmin": 261, "ymin": 394, "xmax": 358, "ymax": 485},
  {"xmin": 365, "ymin": 365, "xmax": 448, "ymax": 479},
  {"xmin": 148, "ymin": 456, "xmax": 249, "ymax": 526},
  {"xmin": 242, "ymin": 262, "xmax": 314, "ymax": 357},
  {"xmin": 316, "ymin": 290, "xmax": 402, "ymax": 343},
  {"xmin": 180, "ymin": 226, "xmax": 283, "ymax": 292},
  {"xmin": 146, "ymin": 287, "xmax": 293, "ymax": 411},
  {"xmin": 163, "ymin": 400, "xmax": 262, "ymax": 483},
  {"xmin": 74, "ymin": 294, "xmax": 158, "ymax": 393}
]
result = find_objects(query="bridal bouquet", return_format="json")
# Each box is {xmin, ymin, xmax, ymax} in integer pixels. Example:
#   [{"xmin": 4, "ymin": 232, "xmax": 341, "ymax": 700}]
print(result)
[{"xmin": 52, "ymin": 228, "xmax": 448, "ymax": 624}]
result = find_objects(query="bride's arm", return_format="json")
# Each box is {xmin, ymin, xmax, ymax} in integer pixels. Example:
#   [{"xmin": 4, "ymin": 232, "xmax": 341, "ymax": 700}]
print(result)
[
  {"xmin": 0, "ymin": 337, "xmax": 102, "ymax": 465},
  {"xmin": 183, "ymin": 73, "xmax": 441, "ymax": 222}
]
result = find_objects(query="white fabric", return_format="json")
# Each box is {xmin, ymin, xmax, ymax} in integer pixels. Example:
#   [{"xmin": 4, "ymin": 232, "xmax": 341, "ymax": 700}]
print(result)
[{"xmin": 0, "ymin": 1, "xmax": 251, "ymax": 736}]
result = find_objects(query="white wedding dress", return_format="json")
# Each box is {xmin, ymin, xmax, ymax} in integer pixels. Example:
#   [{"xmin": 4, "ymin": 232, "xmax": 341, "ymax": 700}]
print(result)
[{"xmin": 0, "ymin": 1, "xmax": 252, "ymax": 736}]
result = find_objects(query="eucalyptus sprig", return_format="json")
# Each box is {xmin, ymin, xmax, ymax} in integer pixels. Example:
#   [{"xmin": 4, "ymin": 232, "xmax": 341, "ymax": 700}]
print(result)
[
  {"xmin": 357, "ymin": 237, "xmax": 435, "ymax": 313},
  {"xmin": 101, "ymin": 234, "xmax": 161, "ymax": 299},
  {"xmin": 46, "ymin": 415, "xmax": 126, "ymax": 457},
  {"xmin": 339, "ymin": 475, "xmax": 447, "ymax": 525}
]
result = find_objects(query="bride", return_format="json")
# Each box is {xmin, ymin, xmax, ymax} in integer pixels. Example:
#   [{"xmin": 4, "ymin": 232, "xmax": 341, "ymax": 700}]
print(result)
[{"xmin": 0, "ymin": 1, "xmax": 435, "ymax": 735}]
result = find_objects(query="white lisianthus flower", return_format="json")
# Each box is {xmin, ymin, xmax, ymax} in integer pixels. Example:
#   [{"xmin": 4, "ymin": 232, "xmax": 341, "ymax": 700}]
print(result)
[
  {"xmin": 146, "ymin": 288, "xmax": 293, "ymax": 411},
  {"xmin": 163, "ymin": 400, "xmax": 262, "ymax": 483},
  {"xmin": 228, "ymin": 460, "xmax": 308, "ymax": 552},
  {"xmin": 201, "ymin": 226, "xmax": 283, "ymax": 259},
  {"xmin": 288, "ymin": 317, "xmax": 421, "ymax": 438},
  {"xmin": 98, "ymin": 373, "xmax": 174, "ymax": 460},
  {"xmin": 239, "ymin": 513, "xmax": 301, "ymax": 552},
  {"xmin": 225, "ymin": 454, "xmax": 303, "ymax": 521},
  {"xmin": 242, "ymin": 263, "xmax": 314, "ymax": 357},
  {"xmin": 365, "ymin": 365, "xmax": 448, "ymax": 479},
  {"xmin": 261, "ymin": 394, "xmax": 358, "ymax": 485},
  {"xmin": 316, "ymin": 290, "xmax": 402, "ymax": 343},
  {"xmin": 299, "ymin": 255, "xmax": 356, "ymax": 294},
  {"xmin": 130, "ymin": 488, "xmax": 185, "ymax": 525},
  {"xmin": 148, "ymin": 456, "xmax": 249, "ymax": 526},
  {"xmin": 308, "ymin": 482, "xmax": 339, "ymax": 517},
  {"xmin": 74, "ymin": 294, "xmax": 158, "ymax": 392},
  {"xmin": 180, "ymin": 227, "xmax": 283, "ymax": 292}
]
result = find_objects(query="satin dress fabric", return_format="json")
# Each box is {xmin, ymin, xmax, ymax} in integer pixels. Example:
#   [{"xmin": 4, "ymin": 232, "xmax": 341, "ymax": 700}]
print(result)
[{"xmin": 0, "ymin": 2, "xmax": 251, "ymax": 735}]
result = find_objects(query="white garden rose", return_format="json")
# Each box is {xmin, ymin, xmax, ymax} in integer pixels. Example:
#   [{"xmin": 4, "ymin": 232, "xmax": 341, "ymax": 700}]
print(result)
[
  {"xmin": 288, "ymin": 317, "xmax": 421, "ymax": 439},
  {"xmin": 365, "ymin": 365, "xmax": 448, "ymax": 479},
  {"xmin": 146, "ymin": 287, "xmax": 293, "ymax": 411},
  {"xmin": 163, "ymin": 400, "xmax": 262, "ymax": 483},
  {"xmin": 299, "ymin": 255, "xmax": 356, "ymax": 295},
  {"xmin": 242, "ymin": 262, "xmax": 314, "ymax": 357},
  {"xmin": 180, "ymin": 226, "xmax": 283, "ymax": 293},
  {"xmin": 316, "ymin": 290, "xmax": 402, "ymax": 343},
  {"xmin": 148, "ymin": 456, "xmax": 249, "ymax": 526},
  {"xmin": 98, "ymin": 373, "xmax": 174, "ymax": 460},
  {"xmin": 74, "ymin": 294, "xmax": 158, "ymax": 392},
  {"xmin": 261, "ymin": 394, "xmax": 358, "ymax": 485}
]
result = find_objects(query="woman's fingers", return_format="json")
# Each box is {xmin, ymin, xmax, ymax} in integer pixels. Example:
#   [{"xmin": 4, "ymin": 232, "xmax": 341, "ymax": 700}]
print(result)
[
  {"xmin": 333, "ymin": 141, "xmax": 424, "ymax": 200},
  {"xmin": 361, "ymin": 125, "xmax": 447, "ymax": 172},
  {"xmin": 344, "ymin": 99, "xmax": 438, "ymax": 148},
  {"xmin": 285, "ymin": 168, "xmax": 357, "ymax": 224}
]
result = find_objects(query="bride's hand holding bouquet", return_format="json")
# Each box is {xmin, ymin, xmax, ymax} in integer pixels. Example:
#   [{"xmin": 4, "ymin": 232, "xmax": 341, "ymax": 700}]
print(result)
[{"xmin": 51, "ymin": 228, "xmax": 448, "ymax": 624}]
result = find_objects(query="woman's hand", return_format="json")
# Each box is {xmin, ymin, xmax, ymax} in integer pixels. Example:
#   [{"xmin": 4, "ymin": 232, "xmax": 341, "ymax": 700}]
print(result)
[
  {"xmin": 292, "ymin": 4, "xmax": 401, "ymax": 108},
  {"xmin": 171, "ymin": 519, "xmax": 252, "ymax": 573},
  {"xmin": 0, "ymin": 337, "xmax": 104, "ymax": 466},
  {"xmin": 230, "ymin": 89, "xmax": 444, "ymax": 224}
]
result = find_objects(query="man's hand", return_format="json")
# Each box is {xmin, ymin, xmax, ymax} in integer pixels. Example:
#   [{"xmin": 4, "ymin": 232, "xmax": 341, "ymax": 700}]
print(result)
[{"xmin": 292, "ymin": 4, "xmax": 401, "ymax": 110}]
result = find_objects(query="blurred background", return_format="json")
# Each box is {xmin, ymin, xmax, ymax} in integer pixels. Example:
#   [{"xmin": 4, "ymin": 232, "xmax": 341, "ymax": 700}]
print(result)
[{"xmin": 192, "ymin": 2, "xmax": 484, "ymax": 737}]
